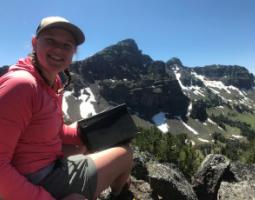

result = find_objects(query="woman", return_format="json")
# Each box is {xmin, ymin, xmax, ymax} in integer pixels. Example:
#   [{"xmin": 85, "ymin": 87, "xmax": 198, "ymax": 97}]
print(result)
[{"xmin": 0, "ymin": 16, "xmax": 133, "ymax": 200}]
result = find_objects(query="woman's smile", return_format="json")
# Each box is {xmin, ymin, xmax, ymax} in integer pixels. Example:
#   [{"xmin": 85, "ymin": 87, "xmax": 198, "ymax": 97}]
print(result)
[{"xmin": 32, "ymin": 28, "xmax": 77, "ymax": 84}]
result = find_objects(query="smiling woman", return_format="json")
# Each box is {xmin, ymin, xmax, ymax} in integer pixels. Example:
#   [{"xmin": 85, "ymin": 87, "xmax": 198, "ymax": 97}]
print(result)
[
  {"xmin": 0, "ymin": 16, "xmax": 133, "ymax": 200},
  {"xmin": 32, "ymin": 28, "xmax": 77, "ymax": 87}
]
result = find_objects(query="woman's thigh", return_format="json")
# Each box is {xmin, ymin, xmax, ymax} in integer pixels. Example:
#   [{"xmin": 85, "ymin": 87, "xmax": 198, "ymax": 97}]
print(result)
[{"xmin": 87, "ymin": 145, "xmax": 133, "ymax": 197}]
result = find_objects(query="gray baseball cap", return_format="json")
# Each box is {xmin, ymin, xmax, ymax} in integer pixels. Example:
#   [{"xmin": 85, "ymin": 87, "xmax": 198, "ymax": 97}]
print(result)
[{"xmin": 36, "ymin": 16, "xmax": 85, "ymax": 45}]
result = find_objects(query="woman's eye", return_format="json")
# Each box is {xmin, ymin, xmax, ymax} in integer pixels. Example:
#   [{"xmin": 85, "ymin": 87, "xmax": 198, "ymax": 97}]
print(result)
[{"xmin": 63, "ymin": 43, "xmax": 74, "ymax": 50}]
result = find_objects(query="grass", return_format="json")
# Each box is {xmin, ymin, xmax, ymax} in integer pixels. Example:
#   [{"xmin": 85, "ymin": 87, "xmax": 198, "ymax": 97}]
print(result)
[{"xmin": 233, "ymin": 113, "xmax": 255, "ymax": 130}]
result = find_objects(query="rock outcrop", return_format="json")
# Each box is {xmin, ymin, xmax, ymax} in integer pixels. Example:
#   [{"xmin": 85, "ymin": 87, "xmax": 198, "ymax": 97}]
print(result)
[
  {"xmin": 70, "ymin": 39, "xmax": 190, "ymax": 120},
  {"xmin": 217, "ymin": 162, "xmax": 255, "ymax": 200},
  {"xmin": 98, "ymin": 148, "xmax": 198, "ymax": 200},
  {"xmin": 96, "ymin": 153, "xmax": 255, "ymax": 200},
  {"xmin": 192, "ymin": 154, "xmax": 230, "ymax": 200},
  {"xmin": 193, "ymin": 65, "xmax": 255, "ymax": 90}
]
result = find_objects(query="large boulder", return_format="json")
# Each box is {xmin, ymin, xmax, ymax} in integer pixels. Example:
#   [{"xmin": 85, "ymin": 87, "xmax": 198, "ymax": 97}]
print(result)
[
  {"xmin": 227, "ymin": 161, "xmax": 255, "ymax": 181},
  {"xmin": 132, "ymin": 148, "xmax": 198, "ymax": 200},
  {"xmin": 192, "ymin": 154, "xmax": 230, "ymax": 200},
  {"xmin": 99, "ymin": 148, "xmax": 197, "ymax": 200},
  {"xmin": 217, "ymin": 181, "xmax": 255, "ymax": 200},
  {"xmin": 146, "ymin": 162, "xmax": 198, "ymax": 200},
  {"xmin": 217, "ymin": 162, "xmax": 255, "ymax": 200}
]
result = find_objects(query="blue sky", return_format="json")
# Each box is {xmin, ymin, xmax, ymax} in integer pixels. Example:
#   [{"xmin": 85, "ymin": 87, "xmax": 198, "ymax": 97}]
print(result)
[{"xmin": 0, "ymin": 0, "xmax": 255, "ymax": 75}]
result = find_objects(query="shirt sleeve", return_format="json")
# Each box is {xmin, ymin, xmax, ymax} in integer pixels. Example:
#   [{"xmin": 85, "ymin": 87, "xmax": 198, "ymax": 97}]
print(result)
[
  {"xmin": 0, "ymin": 74, "xmax": 55, "ymax": 200},
  {"xmin": 61, "ymin": 122, "xmax": 82, "ymax": 145}
]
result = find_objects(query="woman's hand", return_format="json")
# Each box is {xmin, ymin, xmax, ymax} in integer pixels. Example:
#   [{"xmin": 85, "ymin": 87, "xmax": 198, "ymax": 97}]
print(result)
[{"xmin": 61, "ymin": 193, "xmax": 87, "ymax": 200}]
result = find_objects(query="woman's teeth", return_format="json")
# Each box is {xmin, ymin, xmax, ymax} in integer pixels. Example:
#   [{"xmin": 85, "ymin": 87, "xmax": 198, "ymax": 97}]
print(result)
[{"xmin": 49, "ymin": 55, "xmax": 62, "ymax": 61}]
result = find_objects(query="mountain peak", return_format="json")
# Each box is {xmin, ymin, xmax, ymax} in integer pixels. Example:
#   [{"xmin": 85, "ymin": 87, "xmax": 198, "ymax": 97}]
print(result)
[
  {"xmin": 166, "ymin": 57, "xmax": 183, "ymax": 67},
  {"xmin": 116, "ymin": 39, "xmax": 139, "ymax": 50}
]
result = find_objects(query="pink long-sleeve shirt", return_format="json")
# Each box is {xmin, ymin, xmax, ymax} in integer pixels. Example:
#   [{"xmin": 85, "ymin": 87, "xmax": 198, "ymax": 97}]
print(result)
[{"xmin": 0, "ymin": 57, "xmax": 81, "ymax": 200}]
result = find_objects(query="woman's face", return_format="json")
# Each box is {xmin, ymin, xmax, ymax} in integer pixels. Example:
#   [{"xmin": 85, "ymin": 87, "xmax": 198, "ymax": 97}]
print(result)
[{"xmin": 32, "ymin": 28, "xmax": 77, "ymax": 75}]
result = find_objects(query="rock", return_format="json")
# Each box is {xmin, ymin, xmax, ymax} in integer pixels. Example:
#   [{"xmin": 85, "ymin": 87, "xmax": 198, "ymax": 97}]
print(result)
[
  {"xmin": 129, "ymin": 177, "xmax": 153, "ymax": 200},
  {"xmin": 217, "ymin": 162, "xmax": 255, "ymax": 200},
  {"xmin": 98, "ymin": 148, "xmax": 197, "ymax": 200},
  {"xmin": 146, "ymin": 162, "xmax": 198, "ymax": 200},
  {"xmin": 97, "ymin": 176, "xmax": 154, "ymax": 200},
  {"xmin": 190, "ymin": 100, "xmax": 208, "ymax": 122},
  {"xmin": 132, "ymin": 148, "xmax": 151, "ymax": 180},
  {"xmin": 70, "ymin": 39, "xmax": 190, "ymax": 120},
  {"xmin": 228, "ymin": 161, "xmax": 255, "ymax": 182},
  {"xmin": 133, "ymin": 147, "xmax": 198, "ymax": 200},
  {"xmin": 217, "ymin": 181, "xmax": 255, "ymax": 200},
  {"xmin": 193, "ymin": 65, "xmax": 254, "ymax": 90},
  {"xmin": 192, "ymin": 154, "xmax": 230, "ymax": 200},
  {"xmin": 166, "ymin": 57, "xmax": 183, "ymax": 67}
]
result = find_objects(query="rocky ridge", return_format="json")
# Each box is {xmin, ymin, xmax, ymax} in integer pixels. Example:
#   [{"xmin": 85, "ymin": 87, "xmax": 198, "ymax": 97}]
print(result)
[{"xmin": 96, "ymin": 151, "xmax": 255, "ymax": 200}]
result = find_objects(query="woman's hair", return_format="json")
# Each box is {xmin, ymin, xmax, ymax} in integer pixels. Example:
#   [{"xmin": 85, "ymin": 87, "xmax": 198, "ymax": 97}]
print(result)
[{"xmin": 31, "ymin": 51, "xmax": 72, "ymax": 90}]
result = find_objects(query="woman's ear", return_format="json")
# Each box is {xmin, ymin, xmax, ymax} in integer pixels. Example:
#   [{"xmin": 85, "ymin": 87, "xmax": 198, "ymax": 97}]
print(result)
[{"xmin": 32, "ymin": 36, "xmax": 37, "ymax": 51}]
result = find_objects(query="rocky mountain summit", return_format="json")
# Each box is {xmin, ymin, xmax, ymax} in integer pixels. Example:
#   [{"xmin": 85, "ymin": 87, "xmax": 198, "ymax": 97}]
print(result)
[
  {"xmin": 1, "ymin": 39, "xmax": 255, "ymax": 200},
  {"xmin": 66, "ymin": 38, "xmax": 255, "ymax": 145},
  {"xmin": 69, "ymin": 39, "xmax": 255, "ymax": 121},
  {"xmin": 69, "ymin": 39, "xmax": 189, "ymax": 120}
]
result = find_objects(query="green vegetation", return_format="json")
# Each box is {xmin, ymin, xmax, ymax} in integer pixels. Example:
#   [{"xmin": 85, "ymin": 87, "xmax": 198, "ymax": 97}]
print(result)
[
  {"xmin": 133, "ymin": 124, "xmax": 255, "ymax": 180},
  {"xmin": 133, "ymin": 127, "xmax": 204, "ymax": 179},
  {"xmin": 233, "ymin": 113, "xmax": 255, "ymax": 130},
  {"xmin": 210, "ymin": 114, "xmax": 255, "ymax": 139}
]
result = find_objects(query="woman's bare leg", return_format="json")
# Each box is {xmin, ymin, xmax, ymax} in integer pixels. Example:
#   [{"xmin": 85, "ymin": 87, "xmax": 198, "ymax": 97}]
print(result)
[{"xmin": 87, "ymin": 145, "xmax": 133, "ymax": 199}]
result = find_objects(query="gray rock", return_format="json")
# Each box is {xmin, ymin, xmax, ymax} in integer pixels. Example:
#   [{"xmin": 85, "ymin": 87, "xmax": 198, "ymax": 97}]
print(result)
[
  {"xmin": 217, "ymin": 181, "xmax": 255, "ymax": 200},
  {"xmin": 192, "ymin": 154, "xmax": 230, "ymax": 200},
  {"xmin": 216, "ymin": 162, "xmax": 255, "ymax": 200},
  {"xmin": 146, "ymin": 162, "xmax": 198, "ymax": 200},
  {"xmin": 228, "ymin": 161, "xmax": 255, "ymax": 182},
  {"xmin": 98, "ymin": 148, "xmax": 197, "ymax": 200},
  {"xmin": 97, "ymin": 176, "xmax": 153, "ymax": 200},
  {"xmin": 132, "ymin": 147, "xmax": 152, "ymax": 180},
  {"xmin": 129, "ymin": 176, "xmax": 154, "ymax": 200}
]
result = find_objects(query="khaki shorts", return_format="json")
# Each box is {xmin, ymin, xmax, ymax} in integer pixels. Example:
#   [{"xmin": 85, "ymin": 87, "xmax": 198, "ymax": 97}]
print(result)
[{"xmin": 40, "ymin": 156, "xmax": 97, "ymax": 200}]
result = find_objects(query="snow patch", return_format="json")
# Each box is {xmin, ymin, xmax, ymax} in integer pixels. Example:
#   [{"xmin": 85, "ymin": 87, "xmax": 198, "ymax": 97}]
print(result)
[
  {"xmin": 174, "ymin": 67, "xmax": 187, "ymax": 90},
  {"xmin": 193, "ymin": 90, "xmax": 205, "ymax": 97},
  {"xmin": 79, "ymin": 88, "xmax": 97, "ymax": 118},
  {"xmin": 208, "ymin": 118, "xmax": 217, "ymax": 125},
  {"xmin": 232, "ymin": 135, "xmax": 244, "ymax": 139},
  {"xmin": 185, "ymin": 139, "xmax": 196, "ymax": 146},
  {"xmin": 62, "ymin": 90, "xmax": 73, "ymax": 119},
  {"xmin": 152, "ymin": 112, "xmax": 169, "ymax": 133},
  {"xmin": 186, "ymin": 102, "xmax": 192, "ymax": 117},
  {"xmin": 198, "ymin": 138, "xmax": 210, "ymax": 143},
  {"xmin": 177, "ymin": 117, "xmax": 199, "ymax": 135},
  {"xmin": 218, "ymin": 126, "xmax": 224, "ymax": 131},
  {"xmin": 191, "ymin": 71, "xmax": 251, "ymax": 103}
]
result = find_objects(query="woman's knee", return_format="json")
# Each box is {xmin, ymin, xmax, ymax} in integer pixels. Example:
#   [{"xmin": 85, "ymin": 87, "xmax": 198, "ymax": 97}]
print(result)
[
  {"xmin": 113, "ymin": 145, "xmax": 133, "ymax": 169},
  {"xmin": 89, "ymin": 145, "xmax": 133, "ymax": 198},
  {"xmin": 87, "ymin": 145, "xmax": 133, "ymax": 170},
  {"xmin": 117, "ymin": 145, "xmax": 133, "ymax": 160}
]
